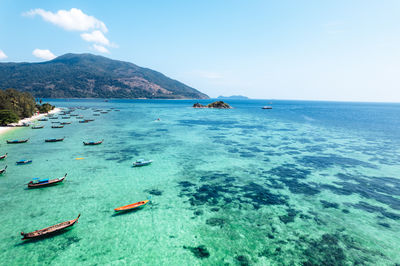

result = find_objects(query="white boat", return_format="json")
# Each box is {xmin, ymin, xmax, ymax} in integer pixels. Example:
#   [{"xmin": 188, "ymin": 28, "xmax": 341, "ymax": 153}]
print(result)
[{"xmin": 133, "ymin": 159, "xmax": 153, "ymax": 167}]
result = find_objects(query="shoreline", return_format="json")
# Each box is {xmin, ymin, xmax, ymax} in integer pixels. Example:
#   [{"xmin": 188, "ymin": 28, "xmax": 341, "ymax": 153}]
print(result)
[{"xmin": 0, "ymin": 108, "xmax": 61, "ymax": 136}]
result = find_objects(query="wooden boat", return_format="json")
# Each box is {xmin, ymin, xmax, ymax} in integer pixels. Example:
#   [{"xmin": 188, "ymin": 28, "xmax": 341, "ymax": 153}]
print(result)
[
  {"xmin": 62, "ymin": 117, "xmax": 70, "ymax": 119},
  {"xmin": 27, "ymin": 173, "xmax": 67, "ymax": 188},
  {"xmin": 0, "ymin": 153, "xmax": 8, "ymax": 160},
  {"xmin": 70, "ymin": 114, "xmax": 78, "ymax": 116},
  {"xmin": 51, "ymin": 125, "xmax": 64, "ymax": 128},
  {"xmin": 100, "ymin": 112, "xmax": 108, "ymax": 114},
  {"xmin": 78, "ymin": 120, "xmax": 89, "ymax": 123},
  {"xmin": 32, "ymin": 125, "xmax": 44, "ymax": 129},
  {"xmin": 45, "ymin": 137, "xmax": 65, "ymax": 142},
  {"xmin": 133, "ymin": 159, "xmax": 153, "ymax": 167},
  {"xmin": 262, "ymin": 106, "xmax": 272, "ymax": 109},
  {"xmin": 114, "ymin": 200, "xmax": 149, "ymax": 212},
  {"xmin": 83, "ymin": 139, "xmax": 103, "ymax": 145},
  {"xmin": 51, "ymin": 121, "xmax": 61, "ymax": 124},
  {"xmin": 0, "ymin": 166, "xmax": 7, "ymax": 174},
  {"xmin": 76, "ymin": 116, "xmax": 84, "ymax": 119},
  {"xmin": 7, "ymin": 139, "xmax": 29, "ymax": 144},
  {"xmin": 60, "ymin": 122, "xmax": 71, "ymax": 125},
  {"xmin": 21, "ymin": 214, "xmax": 80, "ymax": 240},
  {"xmin": 93, "ymin": 114, "xmax": 100, "ymax": 116},
  {"xmin": 85, "ymin": 119, "xmax": 95, "ymax": 122},
  {"xmin": 16, "ymin": 159, "xmax": 32, "ymax": 165},
  {"xmin": 38, "ymin": 118, "xmax": 48, "ymax": 121}
]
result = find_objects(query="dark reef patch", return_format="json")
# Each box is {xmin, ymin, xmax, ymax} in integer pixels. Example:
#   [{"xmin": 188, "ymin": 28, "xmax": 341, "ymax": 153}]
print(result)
[
  {"xmin": 320, "ymin": 200, "xmax": 339, "ymax": 209},
  {"xmin": 183, "ymin": 245, "xmax": 210, "ymax": 259},
  {"xmin": 236, "ymin": 255, "xmax": 251, "ymax": 266},
  {"xmin": 302, "ymin": 233, "xmax": 346, "ymax": 265},
  {"xmin": 297, "ymin": 154, "xmax": 376, "ymax": 170},
  {"xmin": 144, "ymin": 189, "xmax": 163, "ymax": 196},
  {"xmin": 346, "ymin": 201, "xmax": 400, "ymax": 220},
  {"xmin": 206, "ymin": 217, "xmax": 225, "ymax": 227},
  {"xmin": 279, "ymin": 208, "xmax": 300, "ymax": 224}
]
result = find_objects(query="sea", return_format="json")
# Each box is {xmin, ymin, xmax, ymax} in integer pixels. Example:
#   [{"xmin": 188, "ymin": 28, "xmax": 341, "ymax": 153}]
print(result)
[{"xmin": 0, "ymin": 99, "xmax": 399, "ymax": 265}]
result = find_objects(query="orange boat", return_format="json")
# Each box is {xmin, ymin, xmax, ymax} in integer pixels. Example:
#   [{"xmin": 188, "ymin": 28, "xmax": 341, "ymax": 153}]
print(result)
[{"xmin": 114, "ymin": 200, "xmax": 149, "ymax": 212}]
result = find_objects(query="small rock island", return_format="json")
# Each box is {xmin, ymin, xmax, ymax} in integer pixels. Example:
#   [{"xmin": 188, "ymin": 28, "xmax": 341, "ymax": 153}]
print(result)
[{"xmin": 193, "ymin": 101, "xmax": 232, "ymax": 109}]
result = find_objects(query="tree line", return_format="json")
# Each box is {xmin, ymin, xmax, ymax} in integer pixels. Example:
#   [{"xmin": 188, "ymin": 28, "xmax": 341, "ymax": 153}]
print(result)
[{"xmin": 0, "ymin": 88, "xmax": 55, "ymax": 125}]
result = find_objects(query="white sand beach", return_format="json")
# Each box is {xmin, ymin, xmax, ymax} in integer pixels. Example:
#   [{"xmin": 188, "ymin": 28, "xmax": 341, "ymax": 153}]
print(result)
[{"xmin": 0, "ymin": 107, "xmax": 61, "ymax": 136}]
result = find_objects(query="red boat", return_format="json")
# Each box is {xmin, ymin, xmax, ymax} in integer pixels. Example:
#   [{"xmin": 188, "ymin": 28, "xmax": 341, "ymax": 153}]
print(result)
[
  {"xmin": 27, "ymin": 174, "xmax": 67, "ymax": 188},
  {"xmin": 0, "ymin": 153, "xmax": 7, "ymax": 160}
]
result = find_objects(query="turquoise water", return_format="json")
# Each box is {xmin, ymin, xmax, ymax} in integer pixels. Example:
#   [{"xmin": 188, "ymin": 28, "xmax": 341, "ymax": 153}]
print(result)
[{"xmin": 0, "ymin": 99, "xmax": 399, "ymax": 265}]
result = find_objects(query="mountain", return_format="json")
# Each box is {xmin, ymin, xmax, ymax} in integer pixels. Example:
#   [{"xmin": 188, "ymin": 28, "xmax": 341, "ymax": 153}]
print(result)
[
  {"xmin": 0, "ymin": 53, "xmax": 209, "ymax": 99},
  {"xmin": 217, "ymin": 95, "xmax": 249, "ymax": 99}
]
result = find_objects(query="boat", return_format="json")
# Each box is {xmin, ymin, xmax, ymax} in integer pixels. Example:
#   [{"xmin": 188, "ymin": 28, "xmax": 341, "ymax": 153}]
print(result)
[
  {"xmin": 45, "ymin": 137, "xmax": 65, "ymax": 142},
  {"xmin": 0, "ymin": 166, "xmax": 7, "ymax": 174},
  {"xmin": 51, "ymin": 125, "xmax": 64, "ymax": 128},
  {"xmin": 62, "ymin": 117, "xmax": 70, "ymax": 119},
  {"xmin": 114, "ymin": 110, "xmax": 120, "ymax": 111},
  {"xmin": 114, "ymin": 200, "xmax": 149, "ymax": 212},
  {"xmin": 49, "ymin": 117, "xmax": 59, "ymax": 120},
  {"xmin": 83, "ymin": 139, "xmax": 103, "ymax": 145},
  {"xmin": 85, "ymin": 119, "xmax": 95, "ymax": 122},
  {"xmin": 32, "ymin": 125, "xmax": 44, "ymax": 129},
  {"xmin": 262, "ymin": 106, "xmax": 272, "ymax": 109},
  {"xmin": 27, "ymin": 173, "xmax": 67, "ymax": 188},
  {"xmin": 38, "ymin": 118, "xmax": 48, "ymax": 121},
  {"xmin": 70, "ymin": 114, "xmax": 78, "ymax": 116},
  {"xmin": 51, "ymin": 121, "xmax": 61, "ymax": 124},
  {"xmin": 133, "ymin": 159, "xmax": 153, "ymax": 167},
  {"xmin": 60, "ymin": 122, "xmax": 71, "ymax": 125},
  {"xmin": 78, "ymin": 120, "xmax": 89, "ymax": 123},
  {"xmin": 16, "ymin": 159, "xmax": 32, "ymax": 165},
  {"xmin": 76, "ymin": 116, "xmax": 84, "ymax": 119},
  {"xmin": 7, "ymin": 139, "xmax": 29, "ymax": 144},
  {"xmin": 21, "ymin": 214, "xmax": 80, "ymax": 240},
  {"xmin": 100, "ymin": 112, "xmax": 108, "ymax": 114},
  {"xmin": 0, "ymin": 153, "xmax": 8, "ymax": 160},
  {"xmin": 93, "ymin": 114, "xmax": 100, "ymax": 116}
]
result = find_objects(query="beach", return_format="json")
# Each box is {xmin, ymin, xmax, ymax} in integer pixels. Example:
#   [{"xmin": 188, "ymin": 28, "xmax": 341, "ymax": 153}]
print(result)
[{"xmin": 0, "ymin": 107, "xmax": 61, "ymax": 136}]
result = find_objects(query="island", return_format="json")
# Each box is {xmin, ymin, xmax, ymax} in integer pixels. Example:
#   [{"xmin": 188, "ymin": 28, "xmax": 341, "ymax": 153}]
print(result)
[
  {"xmin": 193, "ymin": 101, "xmax": 232, "ymax": 109},
  {"xmin": 217, "ymin": 95, "xmax": 249, "ymax": 100}
]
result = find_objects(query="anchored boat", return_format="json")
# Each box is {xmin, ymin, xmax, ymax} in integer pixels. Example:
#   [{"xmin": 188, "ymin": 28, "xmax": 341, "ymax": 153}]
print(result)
[
  {"xmin": 133, "ymin": 159, "xmax": 153, "ymax": 167},
  {"xmin": 45, "ymin": 137, "xmax": 65, "ymax": 142},
  {"xmin": 16, "ymin": 160, "xmax": 32, "ymax": 165},
  {"xmin": 114, "ymin": 200, "xmax": 149, "ymax": 212},
  {"xmin": 7, "ymin": 139, "xmax": 29, "ymax": 144},
  {"xmin": 0, "ymin": 166, "xmax": 7, "ymax": 174},
  {"xmin": 83, "ymin": 140, "xmax": 103, "ymax": 145},
  {"xmin": 27, "ymin": 173, "xmax": 67, "ymax": 188},
  {"xmin": 0, "ymin": 153, "xmax": 7, "ymax": 160},
  {"xmin": 21, "ymin": 214, "xmax": 80, "ymax": 240}
]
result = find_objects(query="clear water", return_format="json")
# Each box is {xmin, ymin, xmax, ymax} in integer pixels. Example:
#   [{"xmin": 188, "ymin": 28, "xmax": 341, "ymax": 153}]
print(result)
[{"xmin": 0, "ymin": 99, "xmax": 399, "ymax": 265}]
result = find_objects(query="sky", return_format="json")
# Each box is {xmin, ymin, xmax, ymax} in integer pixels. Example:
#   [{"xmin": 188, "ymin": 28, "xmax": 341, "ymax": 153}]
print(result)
[{"xmin": 0, "ymin": 0, "xmax": 399, "ymax": 102}]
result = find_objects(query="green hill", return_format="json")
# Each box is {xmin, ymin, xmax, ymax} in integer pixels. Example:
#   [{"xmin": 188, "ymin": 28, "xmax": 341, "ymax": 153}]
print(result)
[{"xmin": 0, "ymin": 53, "xmax": 209, "ymax": 99}]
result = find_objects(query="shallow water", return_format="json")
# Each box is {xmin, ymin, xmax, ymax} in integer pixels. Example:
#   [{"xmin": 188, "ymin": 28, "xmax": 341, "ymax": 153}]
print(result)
[{"xmin": 0, "ymin": 99, "xmax": 399, "ymax": 265}]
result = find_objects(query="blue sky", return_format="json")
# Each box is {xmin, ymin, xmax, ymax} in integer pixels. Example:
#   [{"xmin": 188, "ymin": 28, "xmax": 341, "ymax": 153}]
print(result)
[{"xmin": 1, "ymin": 0, "xmax": 399, "ymax": 101}]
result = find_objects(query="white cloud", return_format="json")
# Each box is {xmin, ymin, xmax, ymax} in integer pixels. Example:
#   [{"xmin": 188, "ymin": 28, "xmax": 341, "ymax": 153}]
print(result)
[
  {"xmin": 0, "ymin": 50, "xmax": 7, "ymax": 60},
  {"xmin": 92, "ymin": 44, "xmax": 109, "ymax": 53},
  {"xmin": 32, "ymin": 49, "xmax": 56, "ymax": 60},
  {"xmin": 24, "ymin": 8, "xmax": 107, "ymax": 33},
  {"xmin": 81, "ymin": 30, "xmax": 110, "ymax": 46}
]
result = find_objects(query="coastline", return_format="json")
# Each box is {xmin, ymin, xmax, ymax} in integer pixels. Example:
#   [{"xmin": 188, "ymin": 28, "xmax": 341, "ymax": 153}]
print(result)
[{"xmin": 0, "ymin": 107, "xmax": 61, "ymax": 136}]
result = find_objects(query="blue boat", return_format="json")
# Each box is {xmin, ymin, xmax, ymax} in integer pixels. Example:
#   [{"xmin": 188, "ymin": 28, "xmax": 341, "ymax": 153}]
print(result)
[
  {"xmin": 16, "ymin": 160, "xmax": 32, "ymax": 165},
  {"xmin": 133, "ymin": 159, "xmax": 153, "ymax": 167},
  {"xmin": 7, "ymin": 139, "xmax": 29, "ymax": 144}
]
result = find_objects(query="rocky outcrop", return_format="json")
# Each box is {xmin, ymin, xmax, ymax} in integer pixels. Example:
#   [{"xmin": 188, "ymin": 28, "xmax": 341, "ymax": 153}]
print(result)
[{"xmin": 193, "ymin": 101, "xmax": 232, "ymax": 109}]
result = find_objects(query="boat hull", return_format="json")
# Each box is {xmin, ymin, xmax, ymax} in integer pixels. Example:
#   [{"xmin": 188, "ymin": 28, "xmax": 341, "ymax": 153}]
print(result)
[{"xmin": 114, "ymin": 200, "xmax": 149, "ymax": 212}]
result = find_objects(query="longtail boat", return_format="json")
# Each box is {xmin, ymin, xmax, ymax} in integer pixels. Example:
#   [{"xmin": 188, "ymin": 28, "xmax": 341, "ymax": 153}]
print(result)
[
  {"xmin": 70, "ymin": 114, "xmax": 78, "ymax": 116},
  {"xmin": 38, "ymin": 118, "xmax": 48, "ymax": 121},
  {"xmin": 93, "ymin": 114, "xmax": 100, "ymax": 116},
  {"xmin": 51, "ymin": 125, "xmax": 64, "ymax": 128},
  {"xmin": 16, "ymin": 159, "xmax": 32, "ymax": 165},
  {"xmin": 27, "ymin": 173, "xmax": 67, "ymax": 188},
  {"xmin": 61, "ymin": 117, "xmax": 70, "ymax": 119},
  {"xmin": 114, "ymin": 200, "xmax": 149, "ymax": 212},
  {"xmin": 21, "ymin": 214, "xmax": 80, "ymax": 240},
  {"xmin": 0, "ymin": 166, "xmax": 7, "ymax": 174},
  {"xmin": 83, "ymin": 139, "xmax": 103, "ymax": 145},
  {"xmin": 32, "ymin": 125, "xmax": 44, "ymax": 129},
  {"xmin": 45, "ymin": 137, "xmax": 65, "ymax": 142},
  {"xmin": 0, "ymin": 153, "xmax": 7, "ymax": 160},
  {"xmin": 60, "ymin": 122, "xmax": 71, "ymax": 125},
  {"xmin": 7, "ymin": 139, "xmax": 29, "ymax": 144}
]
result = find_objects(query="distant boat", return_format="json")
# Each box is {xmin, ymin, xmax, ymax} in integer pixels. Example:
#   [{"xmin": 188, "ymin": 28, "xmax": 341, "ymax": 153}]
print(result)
[
  {"xmin": 0, "ymin": 153, "xmax": 8, "ymax": 160},
  {"xmin": 38, "ymin": 118, "xmax": 48, "ymax": 121},
  {"xmin": 7, "ymin": 139, "xmax": 29, "ymax": 144},
  {"xmin": 61, "ymin": 117, "xmax": 70, "ymax": 119},
  {"xmin": 78, "ymin": 120, "xmax": 89, "ymax": 123},
  {"xmin": 21, "ymin": 214, "xmax": 80, "ymax": 240},
  {"xmin": 93, "ymin": 114, "xmax": 100, "ymax": 116},
  {"xmin": 32, "ymin": 125, "xmax": 44, "ymax": 129},
  {"xmin": 27, "ymin": 173, "xmax": 67, "ymax": 188},
  {"xmin": 49, "ymin": 117, "xmax": 59, "ymax": 120},
  {"xmin": 16, "ymin": 159, "xmax": 32, "ymax": 165},
  {"xmin": 114, "ymin": 200, "xmax": 149, "ymax": 212},
  {"xmin": 60, "ymin": 122, "xmax": 71, "ymax": 125},
  {"xmin": 114, "ymin": 110, "xmax": 120, "ymax": 111},
  {"xmin": 51, "ymin": 125, "xmax": 64, "ymax": 128},
  {"xmin": 0, "ymin": 166, "xmax": 7, "ymax": 174},
  {"xmin": 51, "ymin": 121, "xmax": 61, "ymax": 124},
  {"xmin": 100, "ymin": 112, "xmax": 108, "ymax": 114},
  {"xmin": 70, "ymin": 114, "xmax": 78, "ymax": 116},
  {"xmin": 262, "ymin": 106, "xmax": 272, "ymax": 109},
  {"xmin": 83, "ymin": 140, "xmax": 103, "ymax": 145},
  {"xmin": 45, "ymin": 137, "xmax": 65, "ymax": 142},
  {"xmin": 76, "ymin": 116, "xmax": 84, "ymax": 119},
  {"xmin": 133, "ymin": 159, "xmax": 153, "ymax": 167}
]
